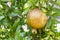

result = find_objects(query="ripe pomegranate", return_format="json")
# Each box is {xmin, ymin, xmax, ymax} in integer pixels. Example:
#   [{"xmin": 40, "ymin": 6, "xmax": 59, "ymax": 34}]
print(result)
[{"xmin": 27, "ymin": 8, "xmax": 47, "ymax": 29}]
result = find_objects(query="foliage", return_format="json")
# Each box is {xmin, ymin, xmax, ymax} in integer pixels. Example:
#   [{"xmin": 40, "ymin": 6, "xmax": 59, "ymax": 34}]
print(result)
[{"xmin": 0, "ymin": 0, "xmax": 60, "ymax": 40}]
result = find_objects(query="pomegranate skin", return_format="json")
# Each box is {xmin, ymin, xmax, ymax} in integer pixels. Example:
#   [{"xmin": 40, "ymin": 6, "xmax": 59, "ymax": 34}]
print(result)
[{"xmin": 27, "ymin": 8, "xmax": 47, "ymax": 29}]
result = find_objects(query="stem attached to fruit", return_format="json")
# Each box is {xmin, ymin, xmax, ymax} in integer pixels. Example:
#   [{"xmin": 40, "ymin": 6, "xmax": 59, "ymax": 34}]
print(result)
[
  {"xmin": 39, "ymin": 29, "xmax": 42, "ymax": 40},
  {"xmin": 37, "ymin": 29, "xmax": 42, "ymax": 40}
]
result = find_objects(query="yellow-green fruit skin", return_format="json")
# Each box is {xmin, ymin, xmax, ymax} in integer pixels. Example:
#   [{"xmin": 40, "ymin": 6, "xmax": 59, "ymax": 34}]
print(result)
[{"xmin": 27, "ymin": 8, "xmax": 47, "ymax": 29}]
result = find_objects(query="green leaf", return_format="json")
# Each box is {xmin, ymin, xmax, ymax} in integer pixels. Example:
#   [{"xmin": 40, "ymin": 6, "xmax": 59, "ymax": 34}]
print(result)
[
  {"xmin": 45, "ymin": 17, "xmax": 52, "ymax": 29},
  {"xmin": 52, "ymin": 8, "xmax": 60, "ymax": 16},
  {"xmin": 1, "ymin": 0, "xmax": 11, "ymax": 2},
  {"xmin": 30, "ymin": 0, "xmax": 37, "ymax": 6},
  {"xmin": 15, "ymin": 31, "xmax": 24, "ymax": 40},
  {"xmin": 56, "ymin": 0, "xmax": 60, "ymax": 6},
  {"xmin": 8, "ymin": 37, "xmax": 14, "ymax": 40},
  {"xmin": 12, "ymin": 18, "xmax": 20, "ymax": 32},
  {"xmin": 0, "ymin": 29, "xmax": 2, "ymax": 32},
  {"xmin": 0, "ymin": 16, "xmax": 4, "ymax": 21},
  {"xmin": 55, "ymin": 32, "xmax": 60, "ymax": 37}
]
